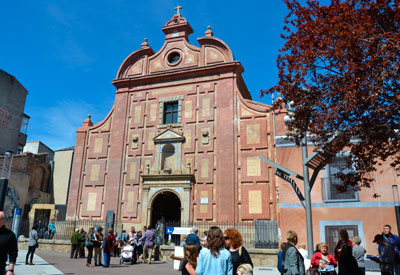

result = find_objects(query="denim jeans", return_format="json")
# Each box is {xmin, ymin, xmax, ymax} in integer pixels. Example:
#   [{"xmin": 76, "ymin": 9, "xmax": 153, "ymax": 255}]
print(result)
[{"xmin": 103, "ymin": 252, "xmax": 111, "ymax": 267}]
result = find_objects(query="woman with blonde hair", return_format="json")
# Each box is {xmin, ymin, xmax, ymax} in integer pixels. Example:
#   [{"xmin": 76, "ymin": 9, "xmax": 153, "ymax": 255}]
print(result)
[
  {"xmin": 281, "ymin": 230, "xmax": 305, "ymax": 275},
  {"xmin": 224, "ymin": 228, "xmax": 253, "ymax": 275},
  {"xmin": 182, "ymin": 243, "xmax": 199, "ymax": 275},
  {"xmin": 310, "ymin": 243, "xmax": 337, "ymax": 274}
]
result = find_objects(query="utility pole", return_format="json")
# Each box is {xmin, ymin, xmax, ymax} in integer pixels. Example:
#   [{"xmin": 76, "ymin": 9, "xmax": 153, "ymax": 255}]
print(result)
[{"xmin": 302, "ymin": 136, "xmax": 314, "ymax": 257}]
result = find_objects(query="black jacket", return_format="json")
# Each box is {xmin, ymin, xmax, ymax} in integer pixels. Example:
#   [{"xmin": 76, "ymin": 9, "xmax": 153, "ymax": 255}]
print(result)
[{"xmin": 0, "ymin": 226, "xmax": 18, "ymax": 270}]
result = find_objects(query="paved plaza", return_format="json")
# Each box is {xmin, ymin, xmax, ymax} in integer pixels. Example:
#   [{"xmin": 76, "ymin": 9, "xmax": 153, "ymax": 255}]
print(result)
[{"xmin": 7, "ymin": 250, "xmax": 382, "ymax": 275}]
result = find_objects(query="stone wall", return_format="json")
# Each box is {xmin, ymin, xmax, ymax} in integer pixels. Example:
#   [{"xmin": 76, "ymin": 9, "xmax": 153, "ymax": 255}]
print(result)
[{"xmin": 18, "ymin": 238, "xmax": 72, "ymax": 254}]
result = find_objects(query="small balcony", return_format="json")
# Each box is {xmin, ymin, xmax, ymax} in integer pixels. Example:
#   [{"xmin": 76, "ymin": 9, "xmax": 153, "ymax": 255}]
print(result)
[{"xmin": 321, "ymin": 177, "xmax": 359, "ymax": 202}]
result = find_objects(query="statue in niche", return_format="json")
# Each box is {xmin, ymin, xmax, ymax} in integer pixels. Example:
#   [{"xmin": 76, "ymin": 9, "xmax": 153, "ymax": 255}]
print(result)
[{"xmin": 161, "ymin": 144, "xmax": 176, "ymax": 172}]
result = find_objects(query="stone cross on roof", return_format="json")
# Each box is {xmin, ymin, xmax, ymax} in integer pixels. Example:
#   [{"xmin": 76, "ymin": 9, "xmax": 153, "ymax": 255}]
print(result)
[{"xmin": 174, "ymin": 5, "xmax": 183, "ymax": 17}]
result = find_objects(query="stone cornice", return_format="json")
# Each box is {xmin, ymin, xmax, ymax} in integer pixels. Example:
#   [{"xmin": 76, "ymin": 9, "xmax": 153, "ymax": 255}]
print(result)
[{"xmin": 112, "ymin": 62, "xmax": 244, "ymax": 90}]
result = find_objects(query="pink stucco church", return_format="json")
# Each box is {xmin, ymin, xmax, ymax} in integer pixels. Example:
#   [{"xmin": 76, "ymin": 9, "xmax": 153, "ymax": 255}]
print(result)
[{"xmin": 66, "ymin": 8, "xmax": 277, "ymax": 228}]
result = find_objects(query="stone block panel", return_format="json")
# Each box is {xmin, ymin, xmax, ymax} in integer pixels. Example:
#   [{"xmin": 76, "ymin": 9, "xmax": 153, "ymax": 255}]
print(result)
[
  {"xmin": 198, "ymin": 94, "xmax": 214, "ymax": 122},
  {"xmin": 241, "ymin": 184, "xmax": 270, "ymax": 220},
  {"xmin": 240, "ymin": 151, "xmax": 269, "ymax": 183},
  {"xmin": 84, "ymin": 159, "xmax": 106, "ymax": 186},
  {"xmin": 124, "ymin": 158, "xmax": 141, "ymax": 185},
  {"xmin": 80, "ymin": 187, "xmax": 103, "ymax": 217},
  {"xmin": 121, "ymin": 185, "xmax": 140, "ymax": 219},
  {"xmin": 182, "ymin": 95, "xmax": 197, "ymax": 123},
  {"xmin": 196, "ymin": 184, "xmax": 213, "ymax": 220},
  {"xmin": 182, "ymin": 124, "xmax": 196, "ymax": 154},
  {"xmin": 146, "ymin": 100, "xmax": 159, "ymax": 127},
  {"xmin": 240, "ymin": 120, "xmax": 268, "ymax": 150},
  {"xmin": 143, "ymin": 129, "xmax": 156, "ymax": 155},
  {"xmin": 195, "ymin": 153, "xmax": 213, "ymax": 183},
  {"xmin": 130, "ymin": 101, "xmax": 146, "ymax": 128},
  {"xmin": 87, "ymin": 133, "xmax": 109, "ymax": 159}
]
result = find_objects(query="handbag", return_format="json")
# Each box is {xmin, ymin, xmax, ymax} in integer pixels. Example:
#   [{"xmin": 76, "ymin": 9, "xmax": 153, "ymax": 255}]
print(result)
[{"xmin": 238, "ymin": 246, "xmax": 253, "ymax": 275}]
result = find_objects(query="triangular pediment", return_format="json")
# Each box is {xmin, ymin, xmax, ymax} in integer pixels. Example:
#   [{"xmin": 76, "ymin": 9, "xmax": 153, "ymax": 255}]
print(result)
[{"xmin": 153, "ymin": 129, "xmax": 185, "ymax": 143}]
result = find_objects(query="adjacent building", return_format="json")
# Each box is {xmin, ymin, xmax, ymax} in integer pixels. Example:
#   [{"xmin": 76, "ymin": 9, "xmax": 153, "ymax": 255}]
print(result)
[{"xmin": 0, "ymin": 69, "xmax": 29, "ymax": 155}]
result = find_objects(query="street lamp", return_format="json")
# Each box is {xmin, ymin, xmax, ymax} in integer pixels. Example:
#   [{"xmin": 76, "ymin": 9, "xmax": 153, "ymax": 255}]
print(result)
[
  {"xmin": 0, "ymin": 151, "xmax": 13, "ymax": 211},
  {"xmin": 392, "ymin": 185, "xmax": 400, "ymax": 234}
]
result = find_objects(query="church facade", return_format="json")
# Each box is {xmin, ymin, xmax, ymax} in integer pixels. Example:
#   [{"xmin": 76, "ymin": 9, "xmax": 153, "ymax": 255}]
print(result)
[{"xmin": 66, "ymin": 12, "xmax": 277, "ymax": 228}]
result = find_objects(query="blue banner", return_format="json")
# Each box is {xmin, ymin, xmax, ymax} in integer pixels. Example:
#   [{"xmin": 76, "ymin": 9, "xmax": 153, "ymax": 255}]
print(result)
[{"xmin": 11, "ymin": 208, "xmax": 22, "ymax": 237}]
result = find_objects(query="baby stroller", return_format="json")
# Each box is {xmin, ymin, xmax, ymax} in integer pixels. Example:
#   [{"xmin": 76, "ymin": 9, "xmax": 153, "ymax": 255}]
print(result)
[{"xmin": 120, "ymin": 244, "xmax": 135, "ymax": 265}]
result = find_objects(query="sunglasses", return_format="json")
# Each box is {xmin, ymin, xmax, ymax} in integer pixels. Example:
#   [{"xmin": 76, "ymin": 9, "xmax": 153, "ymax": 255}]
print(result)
[{"xmin": 224, "ymin": 236, "xmax": 229, "ymax": 240}]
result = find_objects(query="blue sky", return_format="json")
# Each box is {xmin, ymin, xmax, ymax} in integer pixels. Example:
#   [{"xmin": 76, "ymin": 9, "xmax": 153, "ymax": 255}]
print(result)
[{"xmin": 0, "ymin": 0, "xmax": 288, "ymax": 150}]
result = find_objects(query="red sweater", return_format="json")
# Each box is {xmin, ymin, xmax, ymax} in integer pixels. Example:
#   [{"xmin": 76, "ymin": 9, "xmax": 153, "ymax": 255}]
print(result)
[
  {"xmin": 103, "ymin": 234, "xmax": 115, "ymax": 253},
  {"xmin": 311, "ymin": 252, "xmax": 337, "ymax": 268}
]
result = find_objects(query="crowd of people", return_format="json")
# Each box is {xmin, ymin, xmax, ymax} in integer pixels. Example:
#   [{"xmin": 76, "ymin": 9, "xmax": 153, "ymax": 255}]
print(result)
[
  {"xmin": 278, "ymin": 224, "xmax": 400, "ymax": 275},
  {"xmin": 70, "ymin": 224, "xmax": 157, "ymax": 268},
  {"xmin": 180, "ymin": 226, "xmax": 254, "ymax": 275},
  {"xmin": 2, "ymin": 209, "xmax": 400, "ymax": 275}
]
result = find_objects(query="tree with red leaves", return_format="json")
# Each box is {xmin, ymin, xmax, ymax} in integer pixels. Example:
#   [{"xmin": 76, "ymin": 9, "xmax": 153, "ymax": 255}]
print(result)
[{"xmin": 262, "ymin": 0, "xmax": 400, "ymax": 188}]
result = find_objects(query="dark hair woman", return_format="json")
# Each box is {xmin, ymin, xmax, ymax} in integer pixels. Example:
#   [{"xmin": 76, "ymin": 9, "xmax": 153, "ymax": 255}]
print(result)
[
  {"xmin": 334, "ymin": 229, "xmax": 353, "ymax": 261},
  {"xmin": 182, "ymin": 243, "xmax": 199, "ymax": 275},
  {"xmin": 224, "ymin": 228, "xmax": 253, "ymax": 275},
  {"xmin": 26, "ymin": 225, "xmax": 39, "ymax": 265},
  {"xmin": 195, "ymin": 226, "xmax": 233, "ymax": 275},
  {"xmin": 338, "ymin": 244, "xmax": 361, "ymax": 275}
]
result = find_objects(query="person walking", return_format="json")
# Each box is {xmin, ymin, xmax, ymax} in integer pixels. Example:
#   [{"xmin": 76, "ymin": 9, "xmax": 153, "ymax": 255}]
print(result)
[
  {"xmin": 338, "ymin": 244, "xmax": 361, "ymax": 275},
  {"xmin": 195, "ymin": 226, "xmax": 232, "ymax": 275},
  {"xmin": 70, "ymin": 228, "xmax": 80, "ymax": 259},
  {"xmin": 141, "ymin": 225, "xmax": 156, "ymax": 264},
  {"xmin": 224, "ymin": 228, "xmax": 253, "ymax": 275},
  {"xmin": 182, "ymin": 243, "xmax": 199, "ymax": 275},
  {"xmin": 352, "ymin": 236, "xmax": 366, "ymax": 275},
  {"xmin": 94, "ymin": 227, "xmax": 104, "ymax": 266},
  {"xmin": 78, "ymin": 227, "xmax": 86, "ymax": 258},
  {"xmin": 310, "ymin": 243, "xmax": 337, "ymax": 275},
  {"xmin": 382, "ymin": 225, "xmax": 400, "ymax": 275},
  {"xmin": 25, "ymin": 225, "xmax": 39, "ymax": 265},
  {"xmin": 371, "ymin": 234, "xmax": 395, "ymax": 275},
  {"xmin": 0, "ymin": 211, "xmax": 17, "ymax": 275},
  {"xmin": 85, "ymin": 227, "xmax": 96, "ymax": 267},
  {"xmin": 135, "ymin": 230, "xmax": 143, "ymax": 263},
  {"xmin": 103, "ymin": 228, "xmax": 115, "ymax": 268},
  {"xmin": 281, "ymin": 230, "xmax": 305, "ymax": 275}
]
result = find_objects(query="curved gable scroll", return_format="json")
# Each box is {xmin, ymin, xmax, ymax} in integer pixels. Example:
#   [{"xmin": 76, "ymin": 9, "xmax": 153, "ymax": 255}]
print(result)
[
  {"xmin": 197, "ymin": 36, "xmax": 234, "ymax": 65},
  {"xmin": 116, "ymin": 47, "xmax": 155, "ymax": 79}
]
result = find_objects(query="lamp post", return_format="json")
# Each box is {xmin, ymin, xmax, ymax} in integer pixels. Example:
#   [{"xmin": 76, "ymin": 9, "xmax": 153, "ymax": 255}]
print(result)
[
  {"xmin": 392, "ymin": 185, "xmax": 400, "ymax": 234},
  {"xmin": 0, "ymin": 151, "xmax": 13, "ymax": 211}
]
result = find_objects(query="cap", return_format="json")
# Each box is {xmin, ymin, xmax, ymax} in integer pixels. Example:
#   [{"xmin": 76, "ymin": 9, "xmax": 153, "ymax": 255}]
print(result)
[{"xmin": 373, "ymin": 234, "xmax": 384, "ymax": 243}]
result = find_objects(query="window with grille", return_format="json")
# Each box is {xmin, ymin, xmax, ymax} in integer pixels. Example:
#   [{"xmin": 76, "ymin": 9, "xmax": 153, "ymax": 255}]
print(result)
[
  {"xmin": 163, "ymin": 102, "xmax": 178, "ymax": 124},
  {"xmin": 325, "ymin": 225, "xmax": 358, "ymax": 255},
  {"xmin": 322, "ymin": 155, "xmax": 359, "ymax": 201}
]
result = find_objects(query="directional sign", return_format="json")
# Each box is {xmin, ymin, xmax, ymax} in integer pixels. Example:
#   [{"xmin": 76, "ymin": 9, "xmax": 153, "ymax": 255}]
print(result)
[
  {"xmin": 166, "ymin": 227, "xmax": 192, "ymax": 235},
  {"xmin": 275, "ymin": 169, "xmax": 306, "ymax": 208}
]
